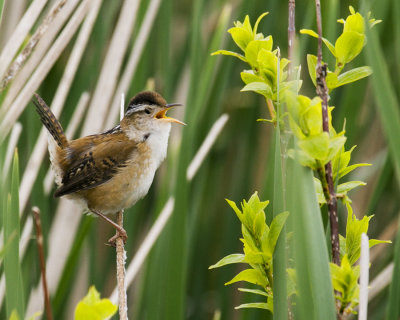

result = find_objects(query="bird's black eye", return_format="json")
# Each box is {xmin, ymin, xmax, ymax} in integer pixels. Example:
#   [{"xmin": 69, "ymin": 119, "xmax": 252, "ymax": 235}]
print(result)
[{"xmin": 144, "ymin": 108, "xmax": 151, "ymax": 114}]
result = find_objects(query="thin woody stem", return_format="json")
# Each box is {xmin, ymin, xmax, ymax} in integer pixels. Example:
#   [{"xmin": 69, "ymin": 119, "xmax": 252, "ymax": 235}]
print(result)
[
  {"xmin": 314, "ymin": 0, "xmax": 340, "ymax": 266},
  {"xmin": 32, "ymin": 207, "xmax": 53, "ymax": 320},
  {"xmin": 116, "ymin": 210, "xmax": 128, "ymax": 320}
]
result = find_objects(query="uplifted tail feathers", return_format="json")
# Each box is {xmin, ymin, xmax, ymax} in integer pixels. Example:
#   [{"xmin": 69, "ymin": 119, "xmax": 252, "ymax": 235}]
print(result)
[{"xmin": 33, "ymin": 93, "xmax": 68, "ymax": 148}]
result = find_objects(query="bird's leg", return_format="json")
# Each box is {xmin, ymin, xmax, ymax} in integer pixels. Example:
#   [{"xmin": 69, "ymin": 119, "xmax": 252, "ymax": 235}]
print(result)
[{"xmin": 90, "ymin": 209, "xmax": 127, "ymax": 245}]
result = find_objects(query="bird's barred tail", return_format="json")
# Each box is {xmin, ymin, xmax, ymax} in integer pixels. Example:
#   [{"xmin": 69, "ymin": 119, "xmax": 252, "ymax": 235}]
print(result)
[{"xmin": 33, "ymin": 93, "xmax": 68, "ymax": 148}]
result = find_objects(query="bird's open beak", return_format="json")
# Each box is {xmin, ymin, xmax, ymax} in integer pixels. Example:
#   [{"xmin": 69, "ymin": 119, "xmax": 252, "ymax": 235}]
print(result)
[{"xmin": 155, "ymin": 103, "xmax": 186, "ymax": 125}]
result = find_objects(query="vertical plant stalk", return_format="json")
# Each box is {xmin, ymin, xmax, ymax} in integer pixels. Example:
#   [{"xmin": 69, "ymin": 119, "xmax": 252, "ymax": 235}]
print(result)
[
  {"xmin": 288, "ymin": 0, "xmax": 295, "ymax": 76},
  {"xmin": 32, "ymin": 207, "xmax": 53, "ymax": 320},
  {"xmin": 314, "ymin": 0, "xmax": 340, "ymax": 266},
  {"xmin": 115, "ymin": 210, "xmax": 127, "ymax": 320},
  {"xmin": 0, "ymin": 0, "xmax": 67, "ymax": 91}
]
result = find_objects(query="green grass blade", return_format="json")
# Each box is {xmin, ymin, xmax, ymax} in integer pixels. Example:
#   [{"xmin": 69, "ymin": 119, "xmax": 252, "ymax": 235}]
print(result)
[
  {"xmin": 272, "ymin": 128, "xmax": 287, "ymax": 319},
  {"xmin": 287, "ymin": 159, "xmax": 336, "ymax": 320},
  {"xmin": 0, "ymin": 0, "xmax": 4, "ymax": 25},
  {"xmin": 3, "ymin": 150, "xmax": 25, "ymax": 319},
  {"xmin": 386, "ymin": 218, "xmax": 400, "ymax": 319},
  {"xmin": 363, "ymin": 2, "xmax": 400, "ymax": 186}
]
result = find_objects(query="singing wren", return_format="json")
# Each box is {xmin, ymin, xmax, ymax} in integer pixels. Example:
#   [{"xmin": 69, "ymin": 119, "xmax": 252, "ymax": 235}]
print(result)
[{"xmin": 33, "ymin": 91, "xmax": 184, "ymax": 242}]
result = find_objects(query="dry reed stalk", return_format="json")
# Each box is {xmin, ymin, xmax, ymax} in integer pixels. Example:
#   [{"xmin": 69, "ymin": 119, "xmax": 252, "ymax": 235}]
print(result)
[
  {"xmin": 0, "ymin": 0, "xmax": 79, "ymax": 118},
  {"xmin": 0, "ymin": 0, "xmax": 48, "ymax": 79},
  {"xmin": 0, "ymin": 0, "xmax": 68, "ymax": 91},
  {"xmin": 106, "ymin": 0, "xmax": 162, "ymax": 128},
  {"xmin": 82, "ymin": 0, "xmax": 140, "ymax": 134},
  {"xmin": 0, "ymin": 0, "xmax": 90, "ymax": 143}
]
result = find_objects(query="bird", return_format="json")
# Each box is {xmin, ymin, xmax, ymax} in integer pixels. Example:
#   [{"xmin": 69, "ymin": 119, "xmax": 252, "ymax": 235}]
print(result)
[{"xmin": 33, "ymin": 91, "xmax": 184, "ymax": 243}]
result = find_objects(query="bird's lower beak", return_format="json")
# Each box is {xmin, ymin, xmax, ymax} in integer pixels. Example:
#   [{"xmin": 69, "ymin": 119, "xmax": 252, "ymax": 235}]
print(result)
[{"xmin": 155, "ymin": 103, "xmax": 186, "ymax": 125}]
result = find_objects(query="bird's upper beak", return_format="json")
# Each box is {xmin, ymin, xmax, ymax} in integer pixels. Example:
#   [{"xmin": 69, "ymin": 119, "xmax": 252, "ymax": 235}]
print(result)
[{"xmin": 155, "ymin": 103, "xmax": 186, "ymax": 125}]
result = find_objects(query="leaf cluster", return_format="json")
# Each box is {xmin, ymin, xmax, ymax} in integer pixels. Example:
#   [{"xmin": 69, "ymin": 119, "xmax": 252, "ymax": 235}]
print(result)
[
  {"xmin": 331, "ymin": 204, "xmax": 391, "ymax": 314},
  {"xmin": 209, "ymin": 192, "xmax": 289, "ymax": 312}
]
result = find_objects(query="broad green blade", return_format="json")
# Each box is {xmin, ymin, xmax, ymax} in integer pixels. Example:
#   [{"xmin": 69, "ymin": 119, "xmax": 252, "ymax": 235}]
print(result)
[
  {"xmin": 363, "ymin": 2, "xmax": 400, "ymax": 186},
  {"xmin": 287, "ymin": 159, "xmax": 336, "ymax": 320},
  {"xmin": 3, "ymin": 150, "xmax": 25, "ymax": 319},
  {"xmin": 272, "ymin": 128, "xmax": 287, "ymax": 319}
]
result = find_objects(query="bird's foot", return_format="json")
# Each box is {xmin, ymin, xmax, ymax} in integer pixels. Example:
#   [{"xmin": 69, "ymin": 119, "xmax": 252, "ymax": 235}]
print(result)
[{"xmin": 107, "ymin": 228, "xmax": 128, "ymax": 247}]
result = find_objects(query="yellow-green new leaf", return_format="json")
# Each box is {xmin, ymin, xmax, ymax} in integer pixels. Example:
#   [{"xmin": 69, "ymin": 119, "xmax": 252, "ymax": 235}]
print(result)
[
  {"xmin": 211, "ymin": 50, "xmax": 247, "ymax": 62},
  {"xmin": 245, "ymin": 39, "xmax": 273, "ymax": 68},
  {"xmin": 335, "ymin": 31, "xmax": 365, "ymax": 65},
  {"xmin": 225, "ymin": 269, "xmax": 268, "ymax": 288},
  {"xmin": 238, "ymin": 288, "xmax": 269, "ymax": 297},
  {"xmin": 235, "ymin": 302, "xmax": 272, "ymax": 311},
  {"xmin": 336, "ymin": 66, "xmax": 372, "ymax": 87},
  {"xmin": 75, "ymin": 286, "xmax": 117, "ymax": 320},
  {"xmin": 209, "ymin": 254, "xmax": 246, "ymax": 269},
  {"xmin": 228, "ymin": 17, "xmax": 253, "ymax": 52},
  {"xmin": 265, "ymin": 211, "xmax": 289, "ymax": 256},
  {"xmin": 241, "ymin": 81, "xmax": 273, "ymax": 99},
  {"xmin": 298, "ymin": 132, "xmax": 330, "ymax": 161}
]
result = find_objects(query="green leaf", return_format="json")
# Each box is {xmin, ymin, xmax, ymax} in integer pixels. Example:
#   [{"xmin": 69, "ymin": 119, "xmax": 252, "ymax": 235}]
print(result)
[
  {"xmin": 74, "ymin": 286, "xmax": 118, "ymax": 320},
  {"xmin": 345, "ymin": 203, "xmax": 371, "ymax": 265},
  {"xmin": 330, "ymin": 255, "xmax": 359, "ymax": 305},
  {"xmin": 326, "ymin": 135, "xmax": 347, "ymax": 163},
  {"xmin": 265, "ymin": 211, "xmax": 289, "ymax": 256},
  {"xmin": 335, "ymin": 31, "xmax": 365, "ymax": 65},
  {"xmin": 241, "ymin": 81, "xmax": 273, "ymax": 99},
  {"xmin": 343, "ymin": 12, "xmax": 365, "ymax": 34},
  {"xmin": 245, "ymin": 38, "xmax": 273, "ymax": 68},
  {"xmin": 228, "ymin": 25, "xmax": 253, "ymax": 52},
  {"xmin": 326, "ymin": 72, "xmax": 338, "ymax": 90},
  {"xmin": 235, "ymin": 302, "xmax": 272, "ymax": 311},
  {"xmin": 336, "ymin": 66, "xmax": 372, "ymax": 87},
  {"xmin": 337, "ymin": 181, "xmax": 366, "ymax": 194},
  {"xmin": 225, "ymin": 268, "xmax": 268, "ymax": 287},
  {"xmin": 369, "ymin": 239, "xmax": 391, "ymax": 248},
  {"xmin": 226, "ymin": 198, "xmax": 244, "ymax": 223},
  {"xmin": 238, "ymin": 288, "xmax": 269, "ymax": 297},
  {"xmin": 4, "ymin": 151, "xmax": 25, "ymax": 319},
  {"xmin": 240, "ymin": 70, "xmax": 264, "ymax": 84},
  {"xmin": 209, "ymin": 254, "xmax": 245, "ymax": 269},
  {"xmin": 298, "ymin": 132, "xmax": 330, "ymax": 161},
  {"xmin": 253, "ymin": 210, "xmax": 266, "ymax": 239},
  {"xmin": 253, "ymin": 12, "xmax": 269, "ymax": 36},
  {"xmin": 313, "ymin": 177, "xmax": 326, "ymax": 204},
  {"xmin": 257, "ymin": 49, "xmax": 278, "ymax": 87},
  {"xmin": 211, "ymin": 50, "xmax": 247, "ymax": 62},
  {"xmin": 338, "ymin": 163, "xmax": 371, "ymax": 179}
]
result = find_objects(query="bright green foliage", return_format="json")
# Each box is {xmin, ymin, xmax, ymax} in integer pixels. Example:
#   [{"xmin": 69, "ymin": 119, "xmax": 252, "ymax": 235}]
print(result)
[
  {"xmin": 212, "ymin": 13, "xmax": 296, "ymax": 112},
  {"xmin": 330, "ymin": 255, "xmax": 360, "ymax": 314},
  {"xmin": 284, "ymin": 92, "xmax": 346, "ymax": 170},
  {"xmin": 343, "ymin": 203, "xmax": 391, "ymax": 265},
  {"xmin": 210, "ymin": 192, "xmax": 289, "ymax": 313},
  {"xmin": 212, "ymin": 8, "xmax": 384, "ymax": 318},
  {"xmin": 301, "ymin": 6, "xmax": 378, "ymax": 86},
  {"xmin": 74, "ymin": 286, "xmax": 117, "ymax": 320},
  {"xmin": 330, "ymin": 203, "xmax": 391, "ymax": 314}
]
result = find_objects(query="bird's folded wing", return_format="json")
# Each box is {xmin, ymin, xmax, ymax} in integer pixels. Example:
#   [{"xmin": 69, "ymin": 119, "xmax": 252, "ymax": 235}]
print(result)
[{"xmin": 54, "ymin": 136, "xmax": 137, "ymax": 197}]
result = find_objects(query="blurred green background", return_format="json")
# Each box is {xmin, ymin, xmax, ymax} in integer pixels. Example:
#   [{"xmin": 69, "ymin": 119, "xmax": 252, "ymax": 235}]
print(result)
[{"xmin": 0, "ymin": 0, "xmax": 399, "ymax": 319}]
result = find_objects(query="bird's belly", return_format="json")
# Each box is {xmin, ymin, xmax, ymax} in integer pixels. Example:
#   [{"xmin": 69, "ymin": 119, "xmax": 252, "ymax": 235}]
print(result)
[{"xmin": 81, "ymin": 159, "xmax": 156, "ymax": 215}]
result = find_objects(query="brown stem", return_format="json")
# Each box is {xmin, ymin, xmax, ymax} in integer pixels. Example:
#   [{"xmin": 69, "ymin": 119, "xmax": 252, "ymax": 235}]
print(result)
[
  {"xmin": 288, "ymin": 0, "xmax": 296, "ymax": 77},
  {"xmin": 314, "ymin": 0, "xmax": 340, "ymax": 266},
  {"xmin": 32, "ymin": 207, "xmax": 53, "ymax": 320},
  {"xmin": 116, "ymin": 210, "xmax": 128, "ymax": 320}
]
